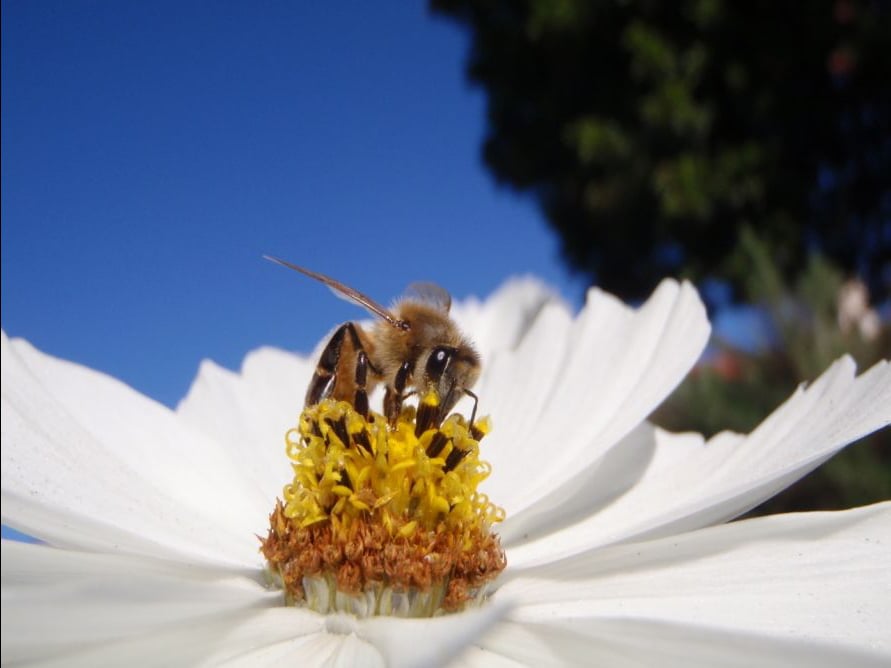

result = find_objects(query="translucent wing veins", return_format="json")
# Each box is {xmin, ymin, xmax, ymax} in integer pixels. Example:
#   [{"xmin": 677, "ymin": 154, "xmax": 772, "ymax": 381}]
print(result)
[
  {"xmin": 404, "ymin": 282, "xmax": 452, "ymax": 313},
  {"xmin": 263, "ymin": 255, "xmax": 410, "ymax": 330}
]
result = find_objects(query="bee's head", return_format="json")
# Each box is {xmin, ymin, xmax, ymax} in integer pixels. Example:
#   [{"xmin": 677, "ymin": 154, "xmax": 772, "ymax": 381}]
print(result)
[{"xmin": 420, "ymin": 341, "xmax": 480, "ymax": 418}]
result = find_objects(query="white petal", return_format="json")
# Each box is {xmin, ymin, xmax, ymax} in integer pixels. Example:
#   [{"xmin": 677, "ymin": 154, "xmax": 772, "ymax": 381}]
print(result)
[
  {"xmin": 496, "ymin": 422, "xmax": 656, "ymax": 547},
  {"xmin": 451, "ymin": 646, "xmax": 526, "ymax": 668},
  {"xmin": 473, "ymin": 300, "xmax": 574, "ymax": 505},
  {"xmin": 214, "ymin": 624, "xmax": 380, "ymax": 668},
  {"xmin": 176, "ymin": 348, "xmax": 313, "ymax": 516},
  {"xmin": 198, "ymin": 600, "xmax": 510, "ymax": 668},
  {"xmin": 496, "ymin": 503, "xmax": 891, "ymax": 665},
  {"xmin": 450, "ymin": 277, "xmax": 563, "ymax": 365},
  {"xmin": 210, "ymin": 602, "xmax": 511, "ymax": 668},
  {"xmin": 0, "ymin": 539, "xmax": 323, "ymax": 665},
  {"xmin": 507, "ymin": 357, "xmax": 891, "ymax": 566},
  {"xmin": 470, "ymin": 618, "xmax": 887, "ymax": 668},
  {"xmin": 322, "ymin": 633, "xmax": 386, "ymax": 668},
  {"xmin": 360, "ymin": 600, "xmax": 510, "ymax": 668},
  {"xmin": 0, "ymin": 332, "xmax": 265, "ymax": 567},
  {"xmin": 488, "ymin": 279, "xmax": 709, "ymax": 521}
]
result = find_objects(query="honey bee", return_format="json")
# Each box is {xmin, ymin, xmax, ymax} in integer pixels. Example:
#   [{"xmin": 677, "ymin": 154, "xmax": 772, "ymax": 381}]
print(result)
[{"xmin": 266, "ymin": 256, "xmax": 481, "ymax": 432}]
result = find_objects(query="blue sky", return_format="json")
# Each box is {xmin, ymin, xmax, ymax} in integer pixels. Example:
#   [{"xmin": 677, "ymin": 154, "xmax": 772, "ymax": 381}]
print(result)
[{"xmin": 2, "ymin": 1, "xmax": 585, "ymax": 409}]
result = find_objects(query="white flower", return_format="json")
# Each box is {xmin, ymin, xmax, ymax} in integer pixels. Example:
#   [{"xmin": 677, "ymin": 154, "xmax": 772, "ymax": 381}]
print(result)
[
  {"xmin": 2, "ymin": 278, "xmax": 890, "ymax": 667},
  {"xmin": 837, "ymin": 278, "xmax": 882, "ymax": 341}
]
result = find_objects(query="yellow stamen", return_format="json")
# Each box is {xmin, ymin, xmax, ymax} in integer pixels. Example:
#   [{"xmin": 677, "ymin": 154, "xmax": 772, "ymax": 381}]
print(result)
[{"xmin": 261, "ymin": 398, "xmax": 506, "ymax": 617}]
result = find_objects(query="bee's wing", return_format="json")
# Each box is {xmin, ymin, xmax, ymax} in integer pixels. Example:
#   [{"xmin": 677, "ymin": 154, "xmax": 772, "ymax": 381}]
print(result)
[
  {"xmin": 264, "ymin": 256, "xmax": 409, "ymax": 330},
  {"xmin": 404, "ymin": 282, "xmax": 452, "ymax": 313}
]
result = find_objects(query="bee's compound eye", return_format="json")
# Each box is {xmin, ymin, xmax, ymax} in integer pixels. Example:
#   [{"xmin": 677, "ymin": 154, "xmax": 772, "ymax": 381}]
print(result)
[{"xmin": 426, "ymin": 346, "xmax": 453, "ymax": 381}]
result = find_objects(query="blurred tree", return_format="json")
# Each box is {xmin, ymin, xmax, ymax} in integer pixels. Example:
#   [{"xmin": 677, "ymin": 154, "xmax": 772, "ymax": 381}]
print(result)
[{"xmin": 431, "ymin": 0, "xmax": 891, "ymax": 305}]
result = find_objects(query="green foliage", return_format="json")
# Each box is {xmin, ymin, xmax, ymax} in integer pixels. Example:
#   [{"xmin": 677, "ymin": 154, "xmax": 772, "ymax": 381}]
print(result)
[{"xmin": 432, "ymin": 0, "xmax": 891, "ymax": 304}]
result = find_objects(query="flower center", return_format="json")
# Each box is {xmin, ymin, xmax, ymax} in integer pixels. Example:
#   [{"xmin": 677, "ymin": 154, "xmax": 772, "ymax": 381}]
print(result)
[{"xmin": 260, "ymin": 393, "xmax": 506, "ymax": 618}]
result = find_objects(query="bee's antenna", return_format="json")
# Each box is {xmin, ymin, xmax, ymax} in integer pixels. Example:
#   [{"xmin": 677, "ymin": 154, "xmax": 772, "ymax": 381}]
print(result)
[{"xmin": 263, "ymin": 254, "xmax": 289, "ymax": 268}]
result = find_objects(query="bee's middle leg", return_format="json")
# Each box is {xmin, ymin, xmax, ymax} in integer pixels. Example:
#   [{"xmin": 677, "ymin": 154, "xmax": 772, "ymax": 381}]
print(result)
[{"xmin": 384, "ymin": 361, "xmax": 412, "ymax": 427}]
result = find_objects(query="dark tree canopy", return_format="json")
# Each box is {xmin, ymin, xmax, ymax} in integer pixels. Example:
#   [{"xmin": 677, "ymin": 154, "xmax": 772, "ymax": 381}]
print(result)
[{"xmin": 432, "ymin": 0, "xmax": 891, "ymax": 305}]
